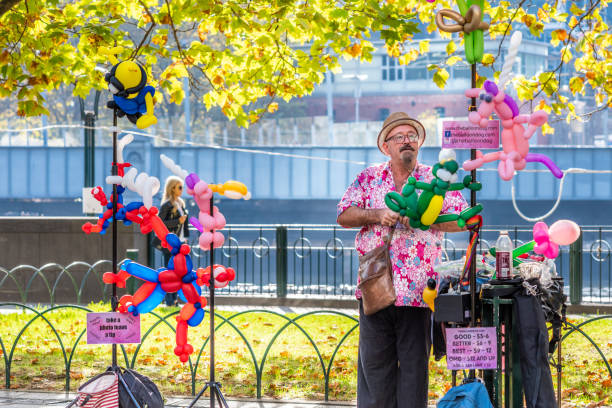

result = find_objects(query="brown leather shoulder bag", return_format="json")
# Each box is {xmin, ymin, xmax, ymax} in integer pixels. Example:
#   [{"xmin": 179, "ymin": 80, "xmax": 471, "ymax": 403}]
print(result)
[{"xmin": 357, "ymin": 227, "xmax": 396, "ymax": 315}]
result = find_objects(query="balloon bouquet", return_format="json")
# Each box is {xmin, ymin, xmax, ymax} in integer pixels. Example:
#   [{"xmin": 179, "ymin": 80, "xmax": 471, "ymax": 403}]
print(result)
[
  {"xmin": 84, "ymin": 48, "xmax": 250, "ymax": 362},
  {"xmin": 84, "ymin": 150, "xmax": 249, "ymax": 362}
]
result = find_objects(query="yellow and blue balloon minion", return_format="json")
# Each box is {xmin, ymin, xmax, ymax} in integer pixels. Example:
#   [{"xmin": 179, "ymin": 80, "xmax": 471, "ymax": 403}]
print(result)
[{"xmin": 101, "ymin": 47, "xmax": 157, "ymax": 129}]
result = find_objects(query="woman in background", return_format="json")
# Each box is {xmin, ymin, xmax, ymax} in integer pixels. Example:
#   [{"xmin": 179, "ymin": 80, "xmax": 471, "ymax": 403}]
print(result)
[{"xmin": 158, "ymin": 175, "xmax": 189, "ymax": 306}]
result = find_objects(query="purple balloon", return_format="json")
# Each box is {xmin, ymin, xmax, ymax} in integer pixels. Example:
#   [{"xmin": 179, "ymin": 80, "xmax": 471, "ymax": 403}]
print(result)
[
  {"xmin": 483, "ymin": 80, "xmax": 499, "ymax": 96},
  {"xmin": 526, "ymin": 153, "xmax": 563, "ymax": 178},
  {"xmin": 503, "ymin": 94, "xmax": 520, "ymax": 118},
  {"xmin": 185, "ymin": 173, "xmax": 200, "ymax": 190},
  {"xmin": 189, "ymin": 216, "xmax": 203, "ymax": 232}
]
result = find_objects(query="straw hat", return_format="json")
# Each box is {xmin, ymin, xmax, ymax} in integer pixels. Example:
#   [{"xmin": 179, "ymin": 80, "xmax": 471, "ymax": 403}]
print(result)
[{"xmin": 377, "ymin": 112, "xmax": 426, "ymax": 154}]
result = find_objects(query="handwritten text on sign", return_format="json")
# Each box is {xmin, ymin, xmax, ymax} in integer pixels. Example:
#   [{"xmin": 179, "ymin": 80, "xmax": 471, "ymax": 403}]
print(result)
[
  {"xmin": 87, "ymin": 312, "xmax": 141, "ymax": 345},
  {"xmin": 442, "ymin": 120, "xmax": 500, "ymax": 149},
  {"xmin": 446, "ymin": 327, "xmax": 497, "ymax": 370}
]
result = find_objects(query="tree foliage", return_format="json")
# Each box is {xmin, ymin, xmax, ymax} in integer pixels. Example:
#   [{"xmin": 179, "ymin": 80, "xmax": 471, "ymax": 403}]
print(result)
[{"xmin": 0, "ymin": 0, "xmax": 609, "ymax": 126}]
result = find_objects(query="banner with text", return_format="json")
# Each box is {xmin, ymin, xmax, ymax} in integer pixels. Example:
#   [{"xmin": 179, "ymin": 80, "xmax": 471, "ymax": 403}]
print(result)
[
  {"xmin": 446, "ymin": 327, "xmax": 497, "ymax": 370},
  {"xmin": 442, "ymin": 120, "xmax": 500, "ymax": 149},
  {"xmin": 87, "ymin": 312, "xmax": 141, "ymax": 344}
]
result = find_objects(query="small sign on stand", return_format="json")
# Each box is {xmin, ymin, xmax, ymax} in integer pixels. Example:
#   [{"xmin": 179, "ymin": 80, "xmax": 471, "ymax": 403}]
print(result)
[
  {"xmin": 446, "ymin": 327, "xmax": 497, "ymax": 370},
  {"xmin": 442, "ymin": 120, "xmax": 500, "ymax": 149},
  {"xmin": 87, "ymin": 312, "xmax": 141, "ymax": 344},
  {"xmin": 82, "ymin": 187, "xmax": 102, "ymax": 214}
]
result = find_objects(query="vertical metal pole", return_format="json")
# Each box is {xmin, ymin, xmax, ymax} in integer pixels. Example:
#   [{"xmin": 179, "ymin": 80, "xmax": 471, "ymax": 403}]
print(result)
[
  {"xmin": 84, "ymin": 112, "xmax": 96, "ymax": 188},
  {"xmin": 111, "ymin": 108, "xmax": 118, "ymax": 368},
  {"xmin": 569, "ymin": 228, "xmax": 583, "ymax": 305},
  {"xmin": 276, "ymin": 226, "xmax": 288, "ymax": 298},
  {"xmin": 209, "ymin": 196, "xmax": 216, "ymax": 407},
  {"xmin": 468, "ymin": 63, "xmax": 478, "ymax": 379}
]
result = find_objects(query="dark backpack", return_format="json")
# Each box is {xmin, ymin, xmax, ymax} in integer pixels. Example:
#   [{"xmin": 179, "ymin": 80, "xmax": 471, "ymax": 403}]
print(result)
[{"xmin": 108, "ymin": 366, "xmax": 164, "ymax": 408}]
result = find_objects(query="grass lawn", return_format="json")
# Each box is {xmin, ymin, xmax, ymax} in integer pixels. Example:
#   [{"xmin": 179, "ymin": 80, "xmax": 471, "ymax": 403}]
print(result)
[{"xmin": 0, "ymin": 303, "xmax": 609, "ymax": 406}]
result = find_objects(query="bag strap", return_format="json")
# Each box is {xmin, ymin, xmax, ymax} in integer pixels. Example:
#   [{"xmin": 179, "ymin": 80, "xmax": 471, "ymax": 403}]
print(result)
[{"xmin": 382, "ymin": 226, "xmax": 396, "ymax": 248}]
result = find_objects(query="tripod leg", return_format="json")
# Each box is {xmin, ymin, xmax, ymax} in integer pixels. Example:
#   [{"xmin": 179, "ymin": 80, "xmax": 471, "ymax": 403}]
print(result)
[
  {"xmin": 187, "ymin": 383, "xmax": 210, "ymax": 408},
  {"xmin": 213, "ymin": 385, "xmax": 229, "ymax": 408},
  {"xmin": 116, "ymin": 371, "xmax": 142, "ymax": 408}
]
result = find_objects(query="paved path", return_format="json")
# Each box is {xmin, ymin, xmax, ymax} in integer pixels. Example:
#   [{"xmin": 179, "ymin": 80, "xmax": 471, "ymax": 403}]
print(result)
[{"xmin": 0, "ymin": 390, "xmax": 355, "ymax": 408}]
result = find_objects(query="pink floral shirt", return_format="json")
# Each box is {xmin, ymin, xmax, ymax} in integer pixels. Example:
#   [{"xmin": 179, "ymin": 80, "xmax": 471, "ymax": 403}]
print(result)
[{"xmin": 337, "ymin": 161, "xmax": 468, "ymax": 307}]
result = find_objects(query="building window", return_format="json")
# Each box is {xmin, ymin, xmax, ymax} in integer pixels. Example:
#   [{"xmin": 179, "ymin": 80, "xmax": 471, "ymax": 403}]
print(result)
[
  {"xmin": 379, "ymin": 108, "xmax": 390, "ymax": 121},
  {"xmin": 382, "ymin": 55, "xmax": 402, "ymax": 81},
  {"xmin": 453, "ymin": 66, "xmax": 471, "ymax": 79},
  {"xmin": 405, "ymin": 66, "xmax": 427, "ymax": 80}
]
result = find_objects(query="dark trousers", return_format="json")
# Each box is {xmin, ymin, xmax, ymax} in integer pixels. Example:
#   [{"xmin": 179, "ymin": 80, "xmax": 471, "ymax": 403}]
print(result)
[{"xmin": 358, "ymin": 302, "xmax": 431, "ymax": 408}]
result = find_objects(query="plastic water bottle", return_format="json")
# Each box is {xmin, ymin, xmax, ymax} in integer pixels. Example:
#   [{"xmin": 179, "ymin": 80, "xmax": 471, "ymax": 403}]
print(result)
[{"xmin": 495, "ymin": 230, "xmax": 513, "ymax": 280}]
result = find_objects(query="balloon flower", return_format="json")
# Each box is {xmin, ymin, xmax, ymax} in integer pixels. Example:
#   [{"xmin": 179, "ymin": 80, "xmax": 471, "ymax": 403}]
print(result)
[
  {"xmin": 435, "ymin": 0, "xmax": 488, "ymax": 64},
  {"xmin": 495, "ymin": 220, "xmax": 581, "ymax": 263}
]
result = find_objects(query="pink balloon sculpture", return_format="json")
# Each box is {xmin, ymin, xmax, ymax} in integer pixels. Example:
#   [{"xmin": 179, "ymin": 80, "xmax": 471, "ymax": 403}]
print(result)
[
  {"xmin": 463, "ymin": 80, "xmax": 563, "ymax": 181},
  {"xmin": 185, "ymin": 173, "xmax": 226, "ymax": 250},
  {"xmin": 533, "ymin": 220, "xmax": 580, "ymax": 259}
]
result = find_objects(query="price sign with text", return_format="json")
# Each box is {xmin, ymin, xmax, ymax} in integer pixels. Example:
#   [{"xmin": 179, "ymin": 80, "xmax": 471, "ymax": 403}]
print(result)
[
  {"xmin": 445, "ymin": 327, "xmax": 497, "ymax": 370},
  {"xmin": 87, "ymin": 312, "xmax": 141, "ymax": 344}
]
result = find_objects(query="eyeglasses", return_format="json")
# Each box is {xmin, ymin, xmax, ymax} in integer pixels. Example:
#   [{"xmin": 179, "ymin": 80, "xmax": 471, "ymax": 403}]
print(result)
[{"xmin": 385, "ymin": 132, "xmax": 421, "ymax": 144}]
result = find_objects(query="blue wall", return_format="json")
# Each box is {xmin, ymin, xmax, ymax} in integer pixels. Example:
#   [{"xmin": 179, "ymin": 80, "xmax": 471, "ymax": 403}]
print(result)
[{"xmin": 1, "ymin": 139, "xmax": 611, "ymax": 201}]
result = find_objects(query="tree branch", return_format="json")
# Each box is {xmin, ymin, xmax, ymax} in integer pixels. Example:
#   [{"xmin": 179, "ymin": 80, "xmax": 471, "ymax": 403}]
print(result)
[
  {"xmin": 0, "ymin": 0, "xmax": 22, "ymax": 19},
  {"xmin": 492, "ymin": 0, "xmax": 528, "ymax": 72},
  {"xmin": 530, "ymin": 0, "xmax": 601, "ymax": 102},
  {"xmin": 131, "ymin": 0, "xmax": 157, "ymax": 59},
  {"xmin": 164, "ymin": 0, "xmax": 214, "ymax": 91}
]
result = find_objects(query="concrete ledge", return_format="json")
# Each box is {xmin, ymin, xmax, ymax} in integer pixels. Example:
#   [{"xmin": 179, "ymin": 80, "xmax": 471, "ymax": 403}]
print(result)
[{"xmin": 566, "ymin": 303, "xmax": 612, "ymax": 315}]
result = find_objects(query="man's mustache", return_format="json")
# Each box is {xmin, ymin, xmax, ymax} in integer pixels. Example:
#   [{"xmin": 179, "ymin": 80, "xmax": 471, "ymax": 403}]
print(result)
[{"xmin": 400, "ymin": 145, "xmax": 415, "ymax": 152}]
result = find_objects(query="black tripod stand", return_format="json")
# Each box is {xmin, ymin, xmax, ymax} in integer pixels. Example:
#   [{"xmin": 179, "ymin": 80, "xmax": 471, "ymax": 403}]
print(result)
[
  {"xmin": 188, "ymin": 196, "xmax": 229, "ymax": 408},
  {"xmin": 108, "ymin": 108, "xmax": 142, "ymax": 408}
]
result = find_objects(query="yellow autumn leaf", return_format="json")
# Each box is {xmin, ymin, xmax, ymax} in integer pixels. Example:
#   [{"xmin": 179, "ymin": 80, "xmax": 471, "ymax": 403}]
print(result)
[
  {"xmin": 446, "ymin": 40, "xmax": 457, "ymax": 55},
  {"xmin": 446, "ymin": 56, "xmax": 462, "ymax": 66},
  {"xmin": 419, "ymin": 40, "xmax": 430, "ymax": 54},
  {"xmin": 542, "ymin": 122, "xmax": 554, "ymax": 135},
  {"xmin": 268, "ymin": 102, "xmax": 279, "ymax": 113},
  {"xmin": 569, "ymin": 77, "xmax": 584, "ymax": 95},
  {"xmin": 481, "ymin": 54, "xmax": 495, "ymax": 66}
]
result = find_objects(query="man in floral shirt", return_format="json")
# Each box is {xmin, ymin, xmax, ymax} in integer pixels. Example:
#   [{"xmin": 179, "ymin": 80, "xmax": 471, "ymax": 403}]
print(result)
[{"xmin": 337, "ymin": 112, "xmax": 468, "ymax": 408}]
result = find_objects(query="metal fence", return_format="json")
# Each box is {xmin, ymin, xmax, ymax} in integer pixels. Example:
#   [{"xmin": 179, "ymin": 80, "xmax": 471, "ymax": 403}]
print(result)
[
  {"xmin": 0, "ymin": 303, "xmax": 609, "ymax": 401},
  {"xmin": 1, "ymin": 224, "xmax": 611, "ymax": 305}
]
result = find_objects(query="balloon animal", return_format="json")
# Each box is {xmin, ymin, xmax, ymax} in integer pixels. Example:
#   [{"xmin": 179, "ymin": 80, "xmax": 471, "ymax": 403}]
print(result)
[
  {"xmin": 385, "ymin": 149, "xmax": 483, "ymax": 230},
  {"xmin": 461, "ymin": 32, "xmax": 563, "ymax": 181},
  {"xmin": 100, "ymin": 46, "xmax": 157, "ymax": 129}
]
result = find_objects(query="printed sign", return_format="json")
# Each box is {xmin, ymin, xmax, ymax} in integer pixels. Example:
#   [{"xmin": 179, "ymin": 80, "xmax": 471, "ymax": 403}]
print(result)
[
  {"xmin": 442, "ymin": 120, "xmax": 500, "ymax": 149},
  {"xmin": 446, "ymin": 327, "xmax": 497, "ymax": 370},
  {"xmin": 82, "ymin": 187, "xmax": 102, "ymax": 214},
  {"xmin": 87, "ymin": 312, "xmax": 140, "ymax": 344}
]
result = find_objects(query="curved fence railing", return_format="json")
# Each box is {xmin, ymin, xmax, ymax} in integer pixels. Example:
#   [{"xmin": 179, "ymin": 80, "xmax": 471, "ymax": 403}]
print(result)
[
  {"xmin": 0, "ymin": 260, "xmax": 127, "ymax": 305},
  {"xmin": 0, "ymin": 303, "xmax": 609, "ymax": 402}
]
